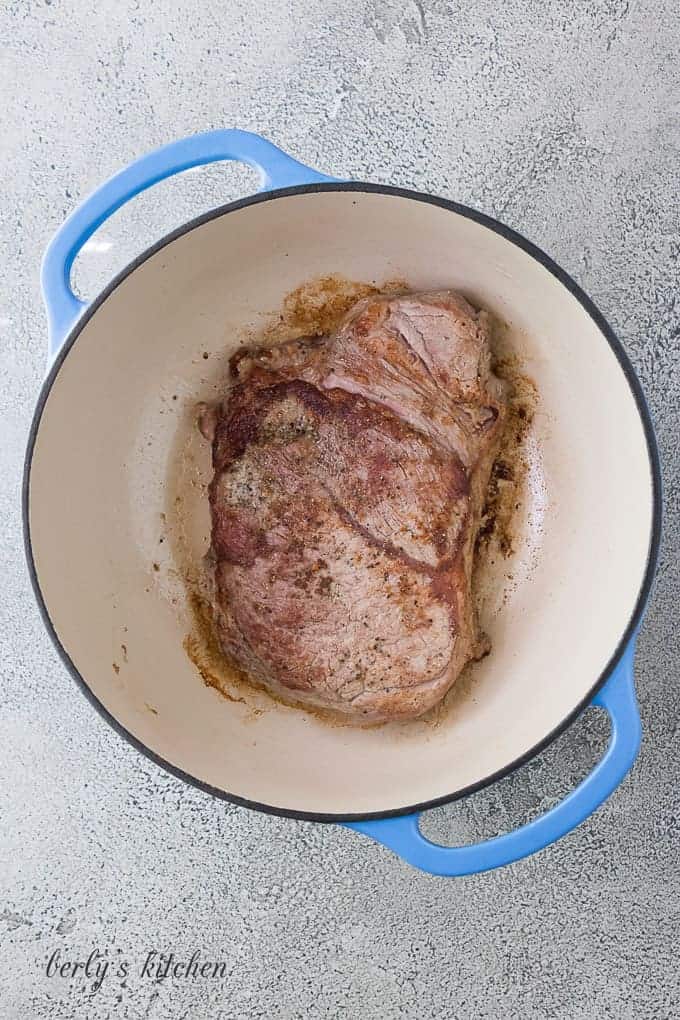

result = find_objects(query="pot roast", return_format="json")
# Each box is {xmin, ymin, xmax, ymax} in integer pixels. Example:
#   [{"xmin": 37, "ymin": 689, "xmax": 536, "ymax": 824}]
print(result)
[{"xmin": 199, "ymin": 291, "xmax": 507, "ymax": 722}]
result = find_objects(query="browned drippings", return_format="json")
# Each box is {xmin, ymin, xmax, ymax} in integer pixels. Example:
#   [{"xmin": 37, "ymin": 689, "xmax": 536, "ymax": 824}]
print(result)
[
  {"xmin": 183, "ymin": 591, "xmax": 258, "ymax": 711},
  {"xmin": 475, "ymin": 346, "xmax": 538, "ymax": 562},
  {"xmin": 261, "ymin": 274, "xmax": 407, "ymax": 343}
]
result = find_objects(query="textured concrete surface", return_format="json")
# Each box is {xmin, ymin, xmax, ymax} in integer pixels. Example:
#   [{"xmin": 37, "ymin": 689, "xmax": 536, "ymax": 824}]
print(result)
[{"xmin": 1, "ymin": 1, "xmax": 679, "ymax": 1017}]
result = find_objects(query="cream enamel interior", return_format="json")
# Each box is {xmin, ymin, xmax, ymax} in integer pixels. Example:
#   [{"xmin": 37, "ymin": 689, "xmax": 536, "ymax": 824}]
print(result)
[{"xmin": 28, "ymin": 189, "xmax": 654, "ymax": 816}]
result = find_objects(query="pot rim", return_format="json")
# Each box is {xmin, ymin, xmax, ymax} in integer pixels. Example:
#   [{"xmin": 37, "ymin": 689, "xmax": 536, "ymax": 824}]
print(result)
[{"xmin": 23, "ymin": 181, "xmax": 663, "ymax": 822}]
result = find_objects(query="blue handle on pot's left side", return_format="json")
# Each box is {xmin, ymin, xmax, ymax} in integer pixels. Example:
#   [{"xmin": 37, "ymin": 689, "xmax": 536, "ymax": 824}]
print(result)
[
  {"xmin": 41, "ymin": 129, "xmax": 335, "ymax": 357},
  {"xmin": 346, "ymin": 639, "xmax": 641, "ymax": 876}
]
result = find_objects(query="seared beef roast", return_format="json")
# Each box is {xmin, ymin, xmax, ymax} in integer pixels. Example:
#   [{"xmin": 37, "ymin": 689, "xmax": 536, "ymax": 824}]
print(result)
[{"xmin": 200, "ymin": 291, "xmax": 507, "ymax": 722}]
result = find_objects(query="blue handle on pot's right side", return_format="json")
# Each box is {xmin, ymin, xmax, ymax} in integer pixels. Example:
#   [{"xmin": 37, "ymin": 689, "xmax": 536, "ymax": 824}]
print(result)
[
  {"xmin": 347, "ymin": 638, "xmax": 641, "ymax": 876},
  {"xmin": 41, "ymin": 129, "xmax": 335, "ymax": 357}
]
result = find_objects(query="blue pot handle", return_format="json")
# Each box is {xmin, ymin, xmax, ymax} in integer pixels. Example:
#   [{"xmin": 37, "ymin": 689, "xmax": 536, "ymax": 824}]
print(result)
[
  {"xmin": 41, "ymin": 129, "xmax": 335, "ymax": 357},
  {"xmin": 346, "ymin": 638, "xmax": 641, "ymax": 876}
]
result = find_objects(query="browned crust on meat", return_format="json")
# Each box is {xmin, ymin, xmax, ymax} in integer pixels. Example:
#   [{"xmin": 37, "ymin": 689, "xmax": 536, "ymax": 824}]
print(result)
[{"xmin": 201, "ymin": 290, "xmax": 507, "ymax": 722}]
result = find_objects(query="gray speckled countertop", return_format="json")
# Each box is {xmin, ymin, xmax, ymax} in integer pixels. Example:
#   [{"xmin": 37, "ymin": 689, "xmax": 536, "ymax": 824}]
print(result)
[{"xmin": 1, "ymin": 2, "xmax": 679, "ymax": 1017}]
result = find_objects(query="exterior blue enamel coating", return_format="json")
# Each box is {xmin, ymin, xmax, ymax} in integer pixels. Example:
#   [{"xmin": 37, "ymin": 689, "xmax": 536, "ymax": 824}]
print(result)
[
  {"xmin": 346, "ymin": 639, "xmax": 641, "ymax": 875},
  {"xmin": 40, "ymin": 129, "xmax": 335, "ymax": 355},
  {"xmin": 39, "ymin": 130, "xmax": 645, "ymax": 877}
]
